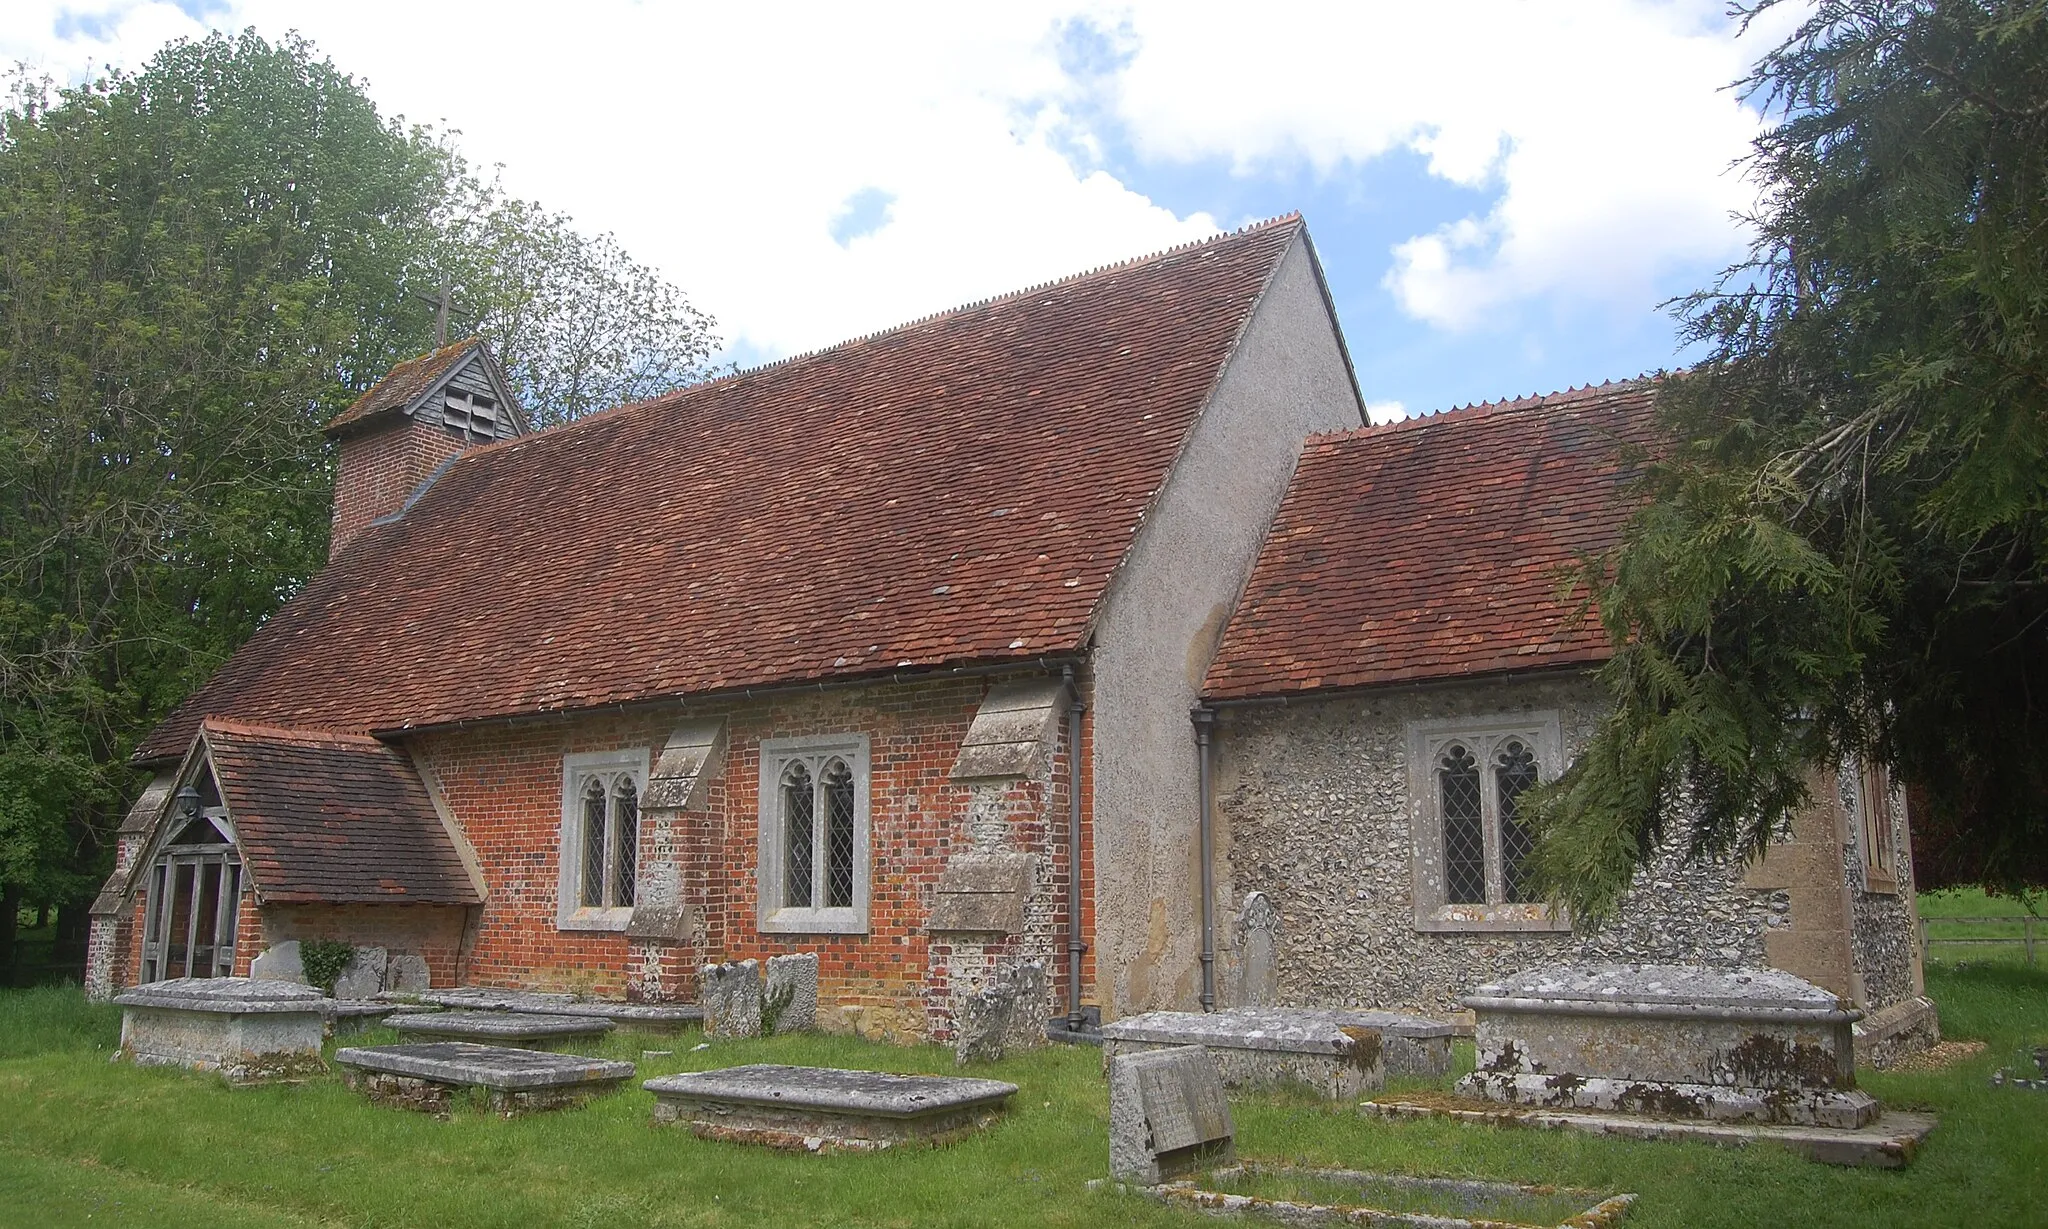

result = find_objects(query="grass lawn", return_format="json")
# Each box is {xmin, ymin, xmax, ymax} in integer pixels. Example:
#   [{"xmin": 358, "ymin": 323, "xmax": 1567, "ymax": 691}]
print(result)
[
  {"xmin": 1919, "ymin": 889, "xmax": 2042, "ymax": 969},
  {"xmin": 1, "ymin": 962, "xmax": 2043, "ymax": 1228}
]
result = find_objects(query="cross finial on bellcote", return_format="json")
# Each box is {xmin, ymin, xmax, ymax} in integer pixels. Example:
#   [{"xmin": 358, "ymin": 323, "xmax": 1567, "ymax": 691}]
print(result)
[{"xmin": 411, "ymin": 279, "xmax": 454, "ymax": 347}]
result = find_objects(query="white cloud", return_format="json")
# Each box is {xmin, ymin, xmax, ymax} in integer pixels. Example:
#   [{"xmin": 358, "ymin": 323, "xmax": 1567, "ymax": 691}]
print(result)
[
  {"xmin": 1365, "ymin": 400, "xmax": 1407, "ymax": 426},
  {"xmin": 5, "ymin": 1, "xmax": 1796, "ymax": 354}
]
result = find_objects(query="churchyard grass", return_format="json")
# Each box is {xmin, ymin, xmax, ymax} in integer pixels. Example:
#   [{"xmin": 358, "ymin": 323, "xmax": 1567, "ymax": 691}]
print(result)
[
  {"xmin": 1, "ymin": 964, "xmax": 2042, "ymax": 1229},
  {"xmin": 1920, "ymin": 888, "xmax": 2042, "ymax": 967}
]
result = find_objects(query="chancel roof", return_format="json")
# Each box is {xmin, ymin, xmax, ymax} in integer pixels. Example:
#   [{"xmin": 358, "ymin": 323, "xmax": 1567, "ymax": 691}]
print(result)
[
  {"xmin": 201, "ymin": 721, "xmax": 479, "ymax": 905},
  {"xmin": 137, "ymin": 218, "xmax": 1306, "ymax": 760},
  {"xmin": 1202, "ymin": 379, "xmax": 1662, "ymax": 702}
]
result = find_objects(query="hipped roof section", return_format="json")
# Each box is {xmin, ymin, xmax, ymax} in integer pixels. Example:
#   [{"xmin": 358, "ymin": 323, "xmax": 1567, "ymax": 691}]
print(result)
[
  {"xmin": 1202, "ymin": 379, "xmax": 1664, "ymax": 702},
  {"xmin": 138, "ymin": 217, "xmax": 1305, "ymax": 761}
]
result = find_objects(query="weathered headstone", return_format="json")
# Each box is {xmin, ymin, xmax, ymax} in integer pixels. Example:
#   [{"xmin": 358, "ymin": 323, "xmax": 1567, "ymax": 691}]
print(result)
[
  {"xmin": 332, "ymin": 946, "xmax": 389, "ymax": 1000},
  {"xmin": 764, "ymin": 953, "xmax": 818, "ymax": 1034},
  {"xmin": 701, "ymin": 959, "xmax": 763, "ymax": 1038},
  {"xmin": 249, "ymin": 940, "xmax": 305, "ymax": 985},
  {"xmin": 954, "ymin": 961, "xmax": 1047, "ymax": 1064},
  {"xmin": 1236, "ymin": 892, "xmax": 1280, "ymax": 1008},
  {"xmin": 1109, "ymin": 1045, "xmax": 1236, "ymax": 1185},
  {"xmin": 387, "ymin": 954, "xmax": 432, "ymax": 994}
]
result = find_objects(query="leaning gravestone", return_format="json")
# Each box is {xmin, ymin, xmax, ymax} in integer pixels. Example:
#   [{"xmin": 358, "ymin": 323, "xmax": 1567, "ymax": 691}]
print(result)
[
  {"xmin": 1109, "ymin": 1045, "xmax": 1236, "ymax": 1185},
  {"xmin": 765, "ymin": 953, "xmax": 818, "ymax": 1034},
  {"xmin": 954, "ymin": 961, "xmax": 1047, "ymax": 1065},
  {"xmin": 114, "ymin": 977, "xmax": 328, "ymax": 1083},
  {"xmin": 249, "ymin": 940, "xmax": 305, "ymax": 984},
  {"xmin": 701, "ymin": 959, "xmax": 763, "ymax": 1038},
  {"xmin": 387, "ymin": 954, "xmax": 432, "ymax": 994},
  {"xmin": 1236, "ymin": 892, "xmax": 1280, "ymax": 1008},
  {"xmin": 332, "ymin": 946, "xmax": 389, "ymax": 1000}
]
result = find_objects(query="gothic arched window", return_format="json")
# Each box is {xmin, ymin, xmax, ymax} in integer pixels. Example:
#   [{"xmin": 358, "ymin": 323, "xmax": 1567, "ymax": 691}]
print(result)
[{"xmin": 759, "ymin": 735, "xmax": 871, "ymax": 934}]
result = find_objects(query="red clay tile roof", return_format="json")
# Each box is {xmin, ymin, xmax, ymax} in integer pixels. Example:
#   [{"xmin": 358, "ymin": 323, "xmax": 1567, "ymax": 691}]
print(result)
[
  {"xmin": 203, "ymin": 720, "xmax": 479, "ymax": 905},
  {"xmin": 1202, "ymin": 380, "xmax": 1662, "ymax": 701},
  {"xmin": 325, "ymin": 338, "xmax": 485, "ymax": 436},
  {"xmin": 138, "ymin": 218, "xmax": 1307, "ymax": 760}
]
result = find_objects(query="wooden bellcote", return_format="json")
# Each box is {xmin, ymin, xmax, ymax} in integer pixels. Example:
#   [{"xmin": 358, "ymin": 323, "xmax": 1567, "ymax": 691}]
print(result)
[{"xmin": 324, "ymin": 339, "xmax": 525, "ymax": 559}]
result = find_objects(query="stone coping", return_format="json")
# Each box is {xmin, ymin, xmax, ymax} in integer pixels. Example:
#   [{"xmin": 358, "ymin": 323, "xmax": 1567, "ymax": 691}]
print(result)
[
  {"xmin": 335, "ymin": 1042, "xmax": 634, "ymax": 1090},
  {"xmin": 1464, "ymin": 964, "xmax": 1863, "ymax": 1024},
  {"xmin": 385, "ymin": 988, "xmax": 703, "ymax": 1022},
  {"xmin": 1102, "ymin": 1008, "xmax": 1448, "ymax": 1053},
  {"xmin": 115, "ymin": 977, "xmax": 328, "ymax": 1014},
  {"xmin": 643, "ymin": 1065, "xmax": 1017, "ymax": 1118},
  {"xmin": 385, "ymin": 1010, "xmax": 615, "ymax": 1040}
]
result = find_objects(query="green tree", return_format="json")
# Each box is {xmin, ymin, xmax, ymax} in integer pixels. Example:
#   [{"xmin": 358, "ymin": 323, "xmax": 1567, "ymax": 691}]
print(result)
[
  {"xmin": 1524, "ymin": 0, "xmax": 2048, "ymax": 922},
  {"xmin": 0, "ymin": 30, "xmax": 717, "ymax": 977}
]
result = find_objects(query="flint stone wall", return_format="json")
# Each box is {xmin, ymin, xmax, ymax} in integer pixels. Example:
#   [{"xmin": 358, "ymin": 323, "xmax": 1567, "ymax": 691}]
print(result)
[
  {"xmin": 1837, "ymin": 770, "xmax": 1921, "ymax": 1010},
  {"xmin": 1213, "ymin": 676, "xmax": 1783, "ymax": 1015}
]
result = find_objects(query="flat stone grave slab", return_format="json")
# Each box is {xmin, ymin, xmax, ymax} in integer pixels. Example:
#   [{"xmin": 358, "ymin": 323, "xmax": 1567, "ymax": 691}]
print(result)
[
  {"xmin": 325, "ymin": 1000, "xmax": 406, "ymax": 1036},
  {"xmin": 1361, "ymin": 1096, "xmax": 1937, "ymax": 1170},
  {"xmin": 1104, "ymin": 1007, "xmax": 1452, "ymax": 1080},
  {"xmin": 387, "ymin": 988, "xmax": 703, "ymax": 1029},
  {"xmin": 645, "ymin": 1064, "xmax": 1019, "ymax": 1151},
  {"xmin": 384, "ymin": 1009, "xmax": 614, "ymax": 1050},
  {"xmin": 114, "ymin": 977, "xmax": 328, "ymax": 1084},
  {"xmin": 1458, "ymin": 964, "xmax": 1879, "ymax": 1128},
  {"xmin": 1102, "ymin": 1008, "xmax": 1414, "ymax": 1099},
  {"xmin": 335, "ymin": 1042, "xmax": 635, "ymax": 1117},
  {"xmin": 1112, "ymin": 1164, "xmax": 1636, "ymax": 1228}
]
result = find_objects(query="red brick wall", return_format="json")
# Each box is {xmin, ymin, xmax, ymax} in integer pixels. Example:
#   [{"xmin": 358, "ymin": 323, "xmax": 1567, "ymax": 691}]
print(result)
[
  {"xmin": 330, "ymin": 416, "xmax": 469, "ymax": 558},
  {"xmin": 256, "ymin": 902, "xmax": 469, "ymax": 987},
  {"xmin": 414, "ymin": 673, "xmax": 1096, "ymax": 1039}
]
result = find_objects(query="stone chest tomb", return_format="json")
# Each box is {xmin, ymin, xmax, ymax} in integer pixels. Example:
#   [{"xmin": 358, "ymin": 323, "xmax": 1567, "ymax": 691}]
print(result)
[
  {"xmin": 114, "ymin": 977, "xmax": 327, "ymax": 1083},
  {"xmin": 334, "ymin": 1042, "xmax": 635, "ymax": 1116},
  {"xmin": 644, "ymin": 1064, "xmax": 1018, "ymax": 1151},
  {"xmin": 1100, "ymin": 1007, "xmax": 1441, "ymax": 1099},
  {"xmin": 1457, "ymin": 963, "xmax": 1877, "ymax": 1128}
]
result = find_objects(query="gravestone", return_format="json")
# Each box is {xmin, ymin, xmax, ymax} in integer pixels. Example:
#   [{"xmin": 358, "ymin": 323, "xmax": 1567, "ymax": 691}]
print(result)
[
  {"xmin": 1236, "ymin": 893, "xmax": 1280, "ymax": 1008},
  {"xmin": 249, "ymin": 940, "xmax": 305, "ymax": 984},
  {"xmin": 385, "ymin": 1010, "xmax": 614, "ymax": 1050},
  {"xmin": 335, "ymin": 1042, "xmax": 634, "ymax": 1116},
  {"xmin": 387, "ymin": 954, "xmax": 432, "ymax": 994},
  {"xmin": 701, "ymin": 959, "xmax": 763, "ymax": 1038},
  {"xmin": 954, "ymin": 961, "xmax": 1047, "ymax": 1065},
  {"xmin": 765, "ymin": 953, "xmax": 818, "ymax": 1034},
  {"xmin": 645, "ymin": 1064, "xmax": 1018, "ymax": 1151},
  {"xmin": 114, "ymin": 977, "xmax": 328, "ymax": 1083},
  {"xmin": 333, "ymin": 946, "xmax": 389, "ymax": 1000},
  {"xmin": 1108, "ymin": 1045, "xmax": 1236, "ymax": 1185},
  {"xmin": 1458, "ymin": 964, "xmax": 1879, "ymax": 1127}
]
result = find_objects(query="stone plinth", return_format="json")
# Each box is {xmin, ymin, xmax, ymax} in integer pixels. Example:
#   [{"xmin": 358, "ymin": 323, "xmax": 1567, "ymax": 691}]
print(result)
[
  {"xmin": 1109, "ymin": 1046, "xmax": 1235, "ymax": 1184},
  {"xmin": 384, "ymin": 1010, "xmax": 615, "ymax": 1050},
  {"xmin": 114, "ymin": 978, "xmax": 328, "ymax": 1083},
  {"xmin": 1456, "ymin": 964, "xmax": 1879, "ymax": 1128},
  {"xmin": 1101, "ymin": 1008, "xmax": 1405, "ymax": 1099},
  {"xmin": 645, "ymin": 1064, "xmax": 1018, "ymax": 1151},
  {"xmin": 334, "ymin": 1042, "xmax": 634, "ymax": 1116}
]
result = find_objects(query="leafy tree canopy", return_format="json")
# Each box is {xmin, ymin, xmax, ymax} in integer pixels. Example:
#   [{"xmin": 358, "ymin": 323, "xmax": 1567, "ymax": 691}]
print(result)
[
  {"xmin": 1524, "ymin": 0, "xmax": 2048, "ymax": 921},
  {"xmin": 0, "ymin": 29, "xmax": 717, "ymax": 927}
]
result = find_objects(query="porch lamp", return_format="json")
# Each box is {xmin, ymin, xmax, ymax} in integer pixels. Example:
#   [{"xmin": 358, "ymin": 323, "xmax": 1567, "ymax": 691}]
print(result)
[{"xmin": 172, "ymin": 784, "xmax": 201, "ymax": 822}]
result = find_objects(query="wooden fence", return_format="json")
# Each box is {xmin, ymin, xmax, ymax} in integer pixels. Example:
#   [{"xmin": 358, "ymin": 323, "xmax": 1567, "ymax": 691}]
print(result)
[{"xmin": 1920, "ymin": 915, "xmax": 2039, "ymax": 966}]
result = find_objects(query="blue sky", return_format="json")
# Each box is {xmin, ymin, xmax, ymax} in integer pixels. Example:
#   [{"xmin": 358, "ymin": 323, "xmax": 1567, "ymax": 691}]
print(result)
[{"xmin": 8, "ymin": 2, "xmax": 1795, "ymax": 420}]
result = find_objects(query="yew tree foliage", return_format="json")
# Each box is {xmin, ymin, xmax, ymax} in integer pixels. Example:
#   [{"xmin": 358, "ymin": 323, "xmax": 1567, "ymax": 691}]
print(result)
[
  {"xmin": 1522, "ymin": 0, "xmax": 2048, "ymax": 922},
  {"xmin": 0, "ymin": 30, "xmax": 717, "ymax": 923}
]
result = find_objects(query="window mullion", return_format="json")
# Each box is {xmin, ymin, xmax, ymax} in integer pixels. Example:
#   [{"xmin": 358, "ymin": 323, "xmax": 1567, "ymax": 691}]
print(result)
[{"xmin": 1480, "ymin": 749, "xmax": 1504, "ymax": 906}]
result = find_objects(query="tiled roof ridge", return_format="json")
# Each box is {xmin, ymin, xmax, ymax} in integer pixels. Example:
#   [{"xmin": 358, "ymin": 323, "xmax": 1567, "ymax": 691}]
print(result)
[
  {"xmin": 436, "ymin": 214, "xmax": 1308, "ymax": 457},
  {"xmin": 1319, "ymin": 373, "xmax": 1664, "ymax": 446},
  {"xmin": 200, "ymin": 717, "xmax": 384, "ymax": 748}
]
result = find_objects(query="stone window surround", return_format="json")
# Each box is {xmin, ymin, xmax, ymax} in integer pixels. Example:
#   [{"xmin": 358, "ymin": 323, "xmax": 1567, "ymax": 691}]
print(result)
[
  {"xmin": 757, "ymin": 733, "xmax": 872, "ymax": 935},
  {"xmin": 1406, "ymin": 711, "xmax": 1571, "ymax": 933},
  {"xmin": 556, "ymin": 748, "xmax": 649, "ymax": 932}
]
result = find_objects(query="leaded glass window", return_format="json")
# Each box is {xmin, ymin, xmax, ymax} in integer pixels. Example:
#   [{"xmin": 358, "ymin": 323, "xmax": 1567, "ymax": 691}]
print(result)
[
  {"xmin": 1496, "ymin": 739, "xmax": 1539, "ymax": 902},
  {"xmin": 759, "ymin": 735, "xmax": 870, "ymax": 933},
  {"xmin": 1439, "ymin": 745, "xmax": 1486, "ymax": 905},
  {"xmin": 1411, "ymin": 718, "xmax": 1558, "ymax": 926},
  {"xmin": 560, "ymin": 753, "xmax": 645, "ymax": 922}
]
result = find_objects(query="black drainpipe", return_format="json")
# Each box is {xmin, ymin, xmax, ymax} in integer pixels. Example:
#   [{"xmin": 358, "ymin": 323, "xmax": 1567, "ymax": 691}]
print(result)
[
  {"xmin": 1192, "ymin": 704, "xmax": 1217, "ymax": 1012},
  {"xmin": 1064, "ymin": 667, "xmax": 1089, "ymax": 1034}
]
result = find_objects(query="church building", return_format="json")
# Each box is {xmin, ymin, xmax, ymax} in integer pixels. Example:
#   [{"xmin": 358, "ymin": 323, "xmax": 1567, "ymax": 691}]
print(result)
[{"xmin": 83, "ymin": 216, "xmax": 1933, "ymax": 1059}]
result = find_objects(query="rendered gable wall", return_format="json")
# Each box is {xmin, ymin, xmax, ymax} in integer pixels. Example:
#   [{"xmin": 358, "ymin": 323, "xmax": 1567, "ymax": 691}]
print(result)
[{"xmin": 1087, "ymin": 231, "xmax": 1363, "ymax": 1019}]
